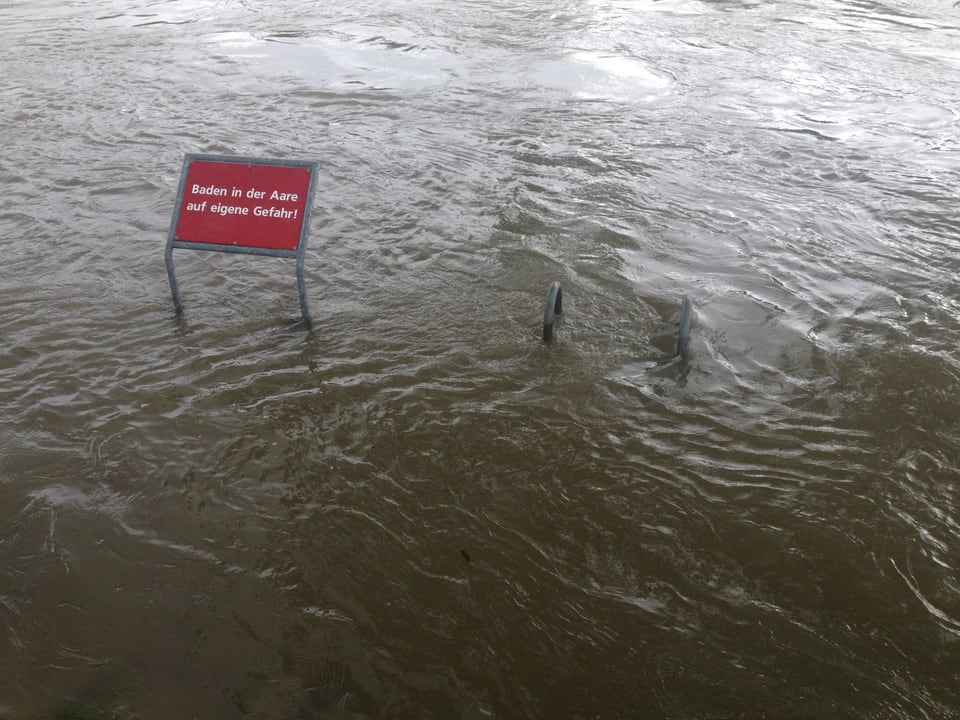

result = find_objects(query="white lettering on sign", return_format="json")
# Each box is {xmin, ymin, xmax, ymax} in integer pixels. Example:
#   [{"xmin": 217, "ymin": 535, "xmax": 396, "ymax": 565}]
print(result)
[
  {"xmin": 192, "ymin": 184, "xmax": 227, "ymax": 196},
  {"xmin": 270, "ymin": 190, "xmax": 299, "ymax": 202},
  {"xmin": 254, "ymin": 206, "xmax": 299, "ymax": 220},
  {"xmin": 209, "ymin": 204, "xmax": 250, "ymax": 217}
]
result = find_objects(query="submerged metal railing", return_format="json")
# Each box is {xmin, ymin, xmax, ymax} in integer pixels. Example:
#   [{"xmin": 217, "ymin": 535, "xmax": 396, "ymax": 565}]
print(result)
[
  {"xmin": 540, "ymin": 282, "xmax": 692, "ymax": 359},
  {"xmin": 542, "ymin": 281, "xmax": 563, "ymax": 343},
  {"xmin": 676, "ymin": 295, "xmax": 692, "ymax": 357}
]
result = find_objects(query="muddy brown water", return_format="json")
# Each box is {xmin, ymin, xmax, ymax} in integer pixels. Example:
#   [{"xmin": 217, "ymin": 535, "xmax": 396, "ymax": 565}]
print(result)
[{"xmin": 1, "ymin": 0, "xmax": 959, "ymax": 717}]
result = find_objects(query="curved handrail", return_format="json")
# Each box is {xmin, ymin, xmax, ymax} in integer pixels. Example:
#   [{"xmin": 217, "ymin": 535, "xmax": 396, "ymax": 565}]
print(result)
[
  {"xmin": 676, "ymin": 295, "xmax": 692, "ymax": 357},
  {"xmin": 543, "ymin": 281, "xmax": 563, "ymax": 343}
]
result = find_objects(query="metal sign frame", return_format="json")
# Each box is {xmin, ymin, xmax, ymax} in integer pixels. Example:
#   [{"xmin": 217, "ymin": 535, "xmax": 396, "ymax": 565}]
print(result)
[{"xmin": 164, "ymin": 153, "xmax": 320, "ymax": 321}]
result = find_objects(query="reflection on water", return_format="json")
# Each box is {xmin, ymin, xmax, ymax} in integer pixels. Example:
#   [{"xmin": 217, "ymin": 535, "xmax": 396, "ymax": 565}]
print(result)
[{"xmin": 1, "ymin": 0, "xmax": 959, "ymax": 717}]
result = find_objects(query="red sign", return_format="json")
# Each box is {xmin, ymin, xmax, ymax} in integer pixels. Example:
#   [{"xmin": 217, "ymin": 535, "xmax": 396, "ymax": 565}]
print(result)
[{"xmin": 173, "ymin": 159, "xmax": 313, "ymax": 251}]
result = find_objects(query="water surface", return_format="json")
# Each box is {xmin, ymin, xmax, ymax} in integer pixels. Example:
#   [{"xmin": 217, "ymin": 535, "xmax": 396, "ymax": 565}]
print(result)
[{"xmin": 1, "ymin": 0, "xmax": 959, "ymax": 717}]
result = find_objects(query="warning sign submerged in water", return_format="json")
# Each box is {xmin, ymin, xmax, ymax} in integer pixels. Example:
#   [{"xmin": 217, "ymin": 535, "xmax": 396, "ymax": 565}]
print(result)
[{"xmin": 165, "ymin": 154, "xmax": 320, "ymax": 319}]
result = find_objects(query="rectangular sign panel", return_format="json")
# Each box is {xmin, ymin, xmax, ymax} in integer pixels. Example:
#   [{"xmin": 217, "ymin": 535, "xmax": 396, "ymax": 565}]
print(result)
[{"xmin": 172, "ymin": 155, "xmax": 316, "ymax": 252}]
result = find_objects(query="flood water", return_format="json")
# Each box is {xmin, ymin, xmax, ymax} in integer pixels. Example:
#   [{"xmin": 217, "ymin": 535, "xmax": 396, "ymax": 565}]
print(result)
[{"xmin": 2, "ymin": 0, "xmax": 959, "ymax": 717}]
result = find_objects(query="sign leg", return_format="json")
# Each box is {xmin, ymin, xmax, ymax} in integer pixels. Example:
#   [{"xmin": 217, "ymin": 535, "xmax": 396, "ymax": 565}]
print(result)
[
  {"xmin": 165, "ymin": 244, "xmax": 183, "ymax": 314},
  {"xmin": 296, "ymin": 252, "xmax": 310, "ymax": 322}
]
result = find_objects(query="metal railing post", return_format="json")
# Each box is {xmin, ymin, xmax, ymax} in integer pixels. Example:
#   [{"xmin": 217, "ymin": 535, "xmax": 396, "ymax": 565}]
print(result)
[
  {"xmin": 676, "ymin": 295, "xmax": 692, "ymax": 357},
  {"xmin": 543, "ymin": 281, "xmax": 563, "ymax": 343}
]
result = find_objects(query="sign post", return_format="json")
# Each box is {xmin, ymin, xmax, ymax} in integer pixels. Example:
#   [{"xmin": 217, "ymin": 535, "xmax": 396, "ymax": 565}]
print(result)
[{"xmin": 165, "ymin": 154, "xmax": 319, "ymax": 321}]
